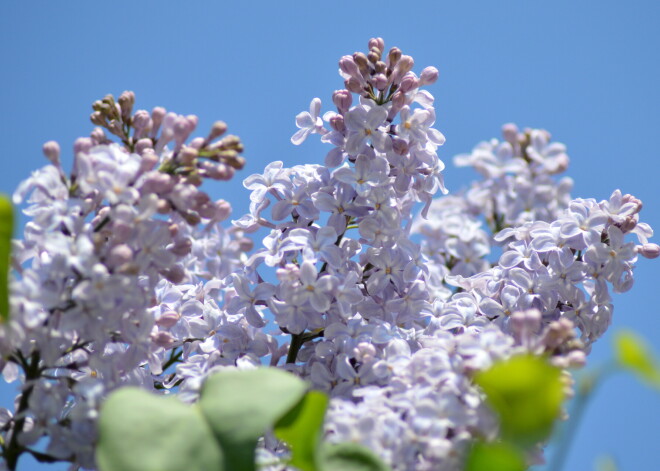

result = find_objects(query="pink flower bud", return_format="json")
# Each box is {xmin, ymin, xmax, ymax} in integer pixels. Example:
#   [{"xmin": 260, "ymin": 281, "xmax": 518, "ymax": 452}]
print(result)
[
  {"xmin": 215, "ymin": 200, "xmax": 232, "ymax": 221},
  {"xmin": 90, "ymin": 127, "xmax": 108, "ymax": 145},
  {"xmin": 142, "ymin": 173, "xmax": 174, "ymax": 194},
  {"xmin": 387, "ymin": 47, "xmax": 402, "ymax": 67},
  {"xmin": 107, "ymin": 244, "xmax": 134, "ymax": 268},
  {"xmin": 73, "ymin": 137, "xmax": 93, "ymax": 155},
  {"xmin": 132, "ymin": 110, "xmax": 152, "ymax": 139},
  {"xmin": 398, "ymin": 74, "xmax": 419, "ymax": 93},
  {"xmin": 419, "ymin": 66, "xmax": 439, "ymax": 86},
  {"xmin": 179, "ymin": 147, "xmax": 198, "ymax": 166},
  {"xmin": 339, "ymin": 56, "xmax": 360, "ymax": 78},
  {"xmin": 198, "ymin": 203, "xmax": 218, "ymax": 219},
  {"xmin": 395, "ymin": 55, "xmax": 414, "ymax": 76},
  {"xmin": 207, "ymin": 121, "xmax": 227, "ymax": 142},
  {"xmin": 156, "ymin": 311, "xmax": 181, "ymax": 329},
  {"xmin": 344, "ymin": 77, "xmax": 364, "ymax": 94},
  {"xmin": 368, "ymin": 37, "xmax": 385, "ymax": 54},
  {"xmin": 501, "ymin": 123, "xmax": 520, "ymax": 144},
  {"xmin": 42, "ymin": 141, "xmax": 61, "ymax": 166},
  {"xmin": 371, "ymin": 73, "xmax": 388, "ymax": 91},
  {"xmin": 152, "ymin": 331, "xmax": 176, "ymax": 348},
  {"xmin": 619, "ymin": 216, "xmax": 637, "ymax": 233},
  {"xmin": 638, "ymin": 243, "xmax": 660, "ymax": 259},
  {"xmin": 150, "ymin": 106, "xmax": 166, "ymax": 138},
  {"xmin": 329, "ymin": 114, "xmax": 346, "ymax": 133},
  {"xmin": 332, "ymin": 89, "xmax": 352, "ymax": 113}
]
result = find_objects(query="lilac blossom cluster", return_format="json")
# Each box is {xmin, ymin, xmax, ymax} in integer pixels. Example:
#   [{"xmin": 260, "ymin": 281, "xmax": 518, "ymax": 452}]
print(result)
[
  {"xmin": 0, "ymin": 38, "xmax": 658, "ymax": 471},
  {"xmin": 0, "ymin": 93, "xmax": 264, "ymax": 469}
]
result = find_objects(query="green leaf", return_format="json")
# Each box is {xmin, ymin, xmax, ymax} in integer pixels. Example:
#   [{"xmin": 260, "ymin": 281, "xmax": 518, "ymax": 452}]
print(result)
[
  {"xmin": 274, "ymin": 390, "xmax": 328, "ymax": 471},
  {"xmin": 319, "ymin": 442, "xmax": 391, "ymax": 471},
  {"xmin": 474, "ymin": 354, "xmax": 564, "ymax": 447},
  {"xmin": 199, "ymin": 367, "xmax": 308, "ymax": 471},
  {"xmin": 614, "ymin": 330, "xmax": 660, "ymax": 389},
  {"xmin": 464, "ymin": 441, "xmax": 526, "ymax": 471},
  {"xmin": 0, "ymin": 195, "xmax": 13, "ymax": 323},
  {"xmin": 96, "ymin": 387, "xmax": 223, "ymax": 471}
]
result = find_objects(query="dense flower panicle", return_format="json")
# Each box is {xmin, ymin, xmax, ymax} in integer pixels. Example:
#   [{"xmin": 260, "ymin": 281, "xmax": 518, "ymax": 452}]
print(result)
[{"xmin": 1, "ymin": 40, "xmax": 658, "ymax": 471}]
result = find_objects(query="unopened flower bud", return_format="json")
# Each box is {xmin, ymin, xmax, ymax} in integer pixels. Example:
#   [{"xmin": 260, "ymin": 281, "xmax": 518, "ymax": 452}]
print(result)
[
  {"xmin": 339, "ymin": 56, "xmax": 360, "ymax": 78},
  {"xmin": 622, "ymin": 194, "xmax": 643, "ymax": 214},
  {"xmin": 345, "ymin": 77, "xmax": 364, "ymax": 94},
  {"xmin": 107, "ymin": 244, "xmax": 134, "ymax": 268},
  {"xmin": 215, "ymin": 199, "xmax": 232, "ymax": 221},
  {"xmin": 619, "ymin": 216, "xmax": 637, "ymax": 233},
  {"xmin": 90, "ymin": 127, "xmax": 108, "ymax": 145},
  {"xmin": 42, "ymin": 141, "xmax": 61, "ymax": 166},
  {"xmin": 90, "ymin": 111, "xmax": 106, "ymax": 127},
  {"xmin": 150, "ymin": 107, "xmax": 166, "ymax": 137},
  {"xmin": 179, "ymin": 146, "xmax": 198, "ymax": 166},
  {"xmin": 395, "ymin": 55, "xmax": 414, "ymax": 76},
  {"xmin": 207, "ymin": 121, "xmax": 227, "ymax": 142},
  {"xmin": 132, "ymin": 110, "xmax": 152, "ymax": 139},
  {"xmin": 153, "ymin": 199, "xmax": 169, "ymax": 214},
  {"xmin": 135, "ymin": 137, "xmax": 153, "ymax": 154},
  {"xmin": 156, "ymin": 311, "xmax": 181, "ymax": 329},
  {"xmin": 368, "ymin": 37, "xmax": 385, "ymax": 53},
  {"xmin": 398, "ymin": 74, "xmax": 419, "ymax": 93},
  {"xmin": 419, "ymin": 66, "xmax": 439, "ymax": 86},
  {"xmin": 329, "ymin": 114, "xmax": 346, "ymax": 133},
  {"xmin": 371, "ymin": 73, "xmax": 388, "ymax": 91},
  {"xmin": 332, "ymin": 89, "xmax": 352, "ymax": 113},
  {"xmin": 352, "ymin": 52, "xmax": 369, "ymax": 75},
  {"xmin": 152, "ymin": 331, "xmax": 176, "ymax": 348},
  {"xmin": 142, "ymin": 173, "xmax": 174, "ymax": 194},
  {"xmin": 502, "ymin": 123, "xmax": 520, "ymax": 144},
  {"xmin": 387, "ymin": 47, "xmax": 402, "ymax": 67},
  {"xmin": 367, "ymin": 50, "xmax": 380, "ymax": 64},
  {"xmin": 73, "ymin": 137, "xmax": 93, "ymax": 155},
  {"xmin": 638, "ymin": 243, "xmax": 660, "ymax": 259},
  {"xmin": 118, "ymin": 91, "xmax": 135, "ymax": 123}
]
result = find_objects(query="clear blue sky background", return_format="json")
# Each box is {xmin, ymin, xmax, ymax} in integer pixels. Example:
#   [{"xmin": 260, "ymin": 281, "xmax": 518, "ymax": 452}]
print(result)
[{"xmin": 1, "ymin": 1, "xmax": 659, "ymax": 470}]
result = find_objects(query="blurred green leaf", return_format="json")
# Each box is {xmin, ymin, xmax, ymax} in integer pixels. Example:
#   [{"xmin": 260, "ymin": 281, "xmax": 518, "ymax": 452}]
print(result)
[
  {"xmin": 319, "ymin": 442, "xmax": 390, "ymax": 471},
  {"xmin": 614, "ymin": 330, "xmax": 660, "ymax": 390},
  {"xmin": 274, "ymin": 390, "xmax": 328, "ymax": 471},
  {"xmin": 0, "ymin": 195, "xmax": 13, "ymax": 323},
  {"xmin": 464, "ymin": 441, "xmax": 526, "ymax": 471},
  {"xmin": 199, "ymin": 367, "xmax": 308, "ymax": 471},
  {"xmin": 474, "ymin": 354, "xmax": 564, "ymax": 447},
  {"xmin": 96, "ymin": 387, "xmax": 223, "ymax": 471}
]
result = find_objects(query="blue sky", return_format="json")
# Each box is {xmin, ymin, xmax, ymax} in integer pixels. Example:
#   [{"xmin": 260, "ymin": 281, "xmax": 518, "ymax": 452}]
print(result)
[{"xmin": 1, "ymin": 1, "xmax": 659, "ymax": 469}]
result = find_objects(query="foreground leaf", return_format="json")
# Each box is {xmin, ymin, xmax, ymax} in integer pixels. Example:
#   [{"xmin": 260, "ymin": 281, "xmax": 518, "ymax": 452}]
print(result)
[
  {"xmin": 464, "ymin": 441, "xmax": 526, "ymax": 471},
  {"xmin": 0, "ymin": 195, "xmax": 12, "ymax": 323},
  {"xmin": 274, "ymin": 390, "xmax": 329, "ymax": 471},
  {"xmin": 614, "ymin": 330, "xmax": 660, "ymax": 390},
  {"xmin": 199, "ymin": 367, "xmax": 308, "ymax": 471},
  {"xmin": 319, "ymin": 442, "xmax": 390, "ymax": 471},
  {"xmin": 97, "ymin": 387, "xmax": 223, "ymax": 471},
  {"xmin": 474, "ymin": 354, "xmax": 564, "ymax": 447}
]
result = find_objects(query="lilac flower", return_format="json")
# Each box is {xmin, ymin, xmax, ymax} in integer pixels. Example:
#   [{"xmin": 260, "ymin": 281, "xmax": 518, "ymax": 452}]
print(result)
[{"xmin": 291, "ymin": 98, "xmax": 325, "ymax": 145}]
